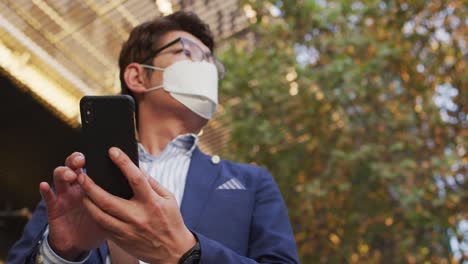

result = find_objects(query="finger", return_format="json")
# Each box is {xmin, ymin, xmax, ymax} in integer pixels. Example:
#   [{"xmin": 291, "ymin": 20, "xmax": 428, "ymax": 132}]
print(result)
[
  {"xmin": 82, "ymin": 196, "xmax": 128, "ymax": 237},
  {"xmin": 64, "ymin": 152, "xmax": 86, "ymax": 170},
  {"xmin": 108, "ymin": 147, "xmax": 154, "ymax": 201},
  {"xmin": 78, "ymin": 173, "xmax": 134, "ymax": 223},
  {"xmin": 147, "ymin": 176, "xmax": 172, "ymax": 198},
  {"xmin": 53, "ymin": 166, "xmax": 78, "ymax": 194},
  {"xmin": 39, "ymin": 182, "xmax": 56, "ymax": 209}
]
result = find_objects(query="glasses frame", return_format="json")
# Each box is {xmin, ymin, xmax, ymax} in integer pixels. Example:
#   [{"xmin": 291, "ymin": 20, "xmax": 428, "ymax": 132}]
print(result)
[{"xmin": 141, "ymin": 37, "xmax": 226, "ymax": 79}]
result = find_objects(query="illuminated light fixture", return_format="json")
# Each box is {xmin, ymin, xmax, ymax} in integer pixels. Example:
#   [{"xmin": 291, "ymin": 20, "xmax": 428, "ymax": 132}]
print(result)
[
  {"xmin": 0, "ymin": 42, "xmax": 77, "ymax": 120},
  {"xmin": 0, "ymin": 16, "xmax": 94, "ymax": 95},
  {"xmin": 32, "ymin": 0, "xmax": 113, "ymax": 69},
  {"xmin": 117, "ymin": 5, "xmax": 139, "ymax": 27},
  {"xmin": 156, "ymin": 0, "xmax": 173, "ymax": 15},
  {"xmin": 0, "ymin": 16, "xmax": 96, "ymax": 123}
]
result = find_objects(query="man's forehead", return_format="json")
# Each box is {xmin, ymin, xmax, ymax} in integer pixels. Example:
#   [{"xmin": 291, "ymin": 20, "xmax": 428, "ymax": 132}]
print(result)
[{"xmin": 159, "ymin": 30, "xmax": 210, "ymax": 52}]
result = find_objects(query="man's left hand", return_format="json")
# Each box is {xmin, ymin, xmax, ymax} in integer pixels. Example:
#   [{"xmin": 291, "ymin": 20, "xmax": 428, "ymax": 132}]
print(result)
[{"xmin": 77, "ymin": 147, "xmax": 196, "ymax": 264}]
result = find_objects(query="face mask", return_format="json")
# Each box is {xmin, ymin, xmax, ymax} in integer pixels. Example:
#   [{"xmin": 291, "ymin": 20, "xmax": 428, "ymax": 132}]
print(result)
[{"xmin": 141, "ymin": 60, "xmax": 218, "ymax": 119}]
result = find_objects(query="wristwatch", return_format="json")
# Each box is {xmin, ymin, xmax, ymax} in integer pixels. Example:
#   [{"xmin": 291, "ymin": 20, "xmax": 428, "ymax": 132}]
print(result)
[{"xmin": 178, "ymin": 241, "xmax": 201, "ymax": 264}]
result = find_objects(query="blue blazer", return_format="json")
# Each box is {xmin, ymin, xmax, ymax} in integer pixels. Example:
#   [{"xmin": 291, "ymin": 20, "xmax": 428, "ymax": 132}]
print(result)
[{"xmin": 7, "ymin": 148, "xmax": 299, "ymax": 263}]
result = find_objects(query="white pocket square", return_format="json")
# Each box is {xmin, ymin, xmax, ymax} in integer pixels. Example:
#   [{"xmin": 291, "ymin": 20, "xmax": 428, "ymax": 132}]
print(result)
[{"xmin": 216, "ymin": 178, "xmax": 246, "ymax": 190}]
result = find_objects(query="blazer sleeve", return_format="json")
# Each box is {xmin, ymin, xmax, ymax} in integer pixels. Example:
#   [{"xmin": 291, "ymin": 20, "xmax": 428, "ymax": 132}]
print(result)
[
  {"xmin": 195, "ymin": 167, "xmax": 299, "ymax": 264},
  {"xmin": 7, "ymin": 200, "xmax": 49, "ymax": 264},
  {"xmin": 6, "ymin": 200, "xmax": 108, "ymax": 264}
]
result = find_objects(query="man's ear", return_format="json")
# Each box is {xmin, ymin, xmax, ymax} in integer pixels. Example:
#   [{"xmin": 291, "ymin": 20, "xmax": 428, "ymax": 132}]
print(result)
[{"xmin": 123, "ymin": 63, "xmax": 149, "ymax": 95}]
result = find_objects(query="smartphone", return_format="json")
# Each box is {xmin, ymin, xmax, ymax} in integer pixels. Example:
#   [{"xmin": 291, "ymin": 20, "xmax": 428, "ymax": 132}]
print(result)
[{"xmin": 80, "ymin": 95, "xmax": 138, "ymax": 199}]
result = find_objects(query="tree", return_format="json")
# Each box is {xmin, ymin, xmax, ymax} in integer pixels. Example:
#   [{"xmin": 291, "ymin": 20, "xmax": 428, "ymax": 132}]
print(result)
[{"xmin": 218, "ymin": 0, "xmax": 467, "ymax": 262}]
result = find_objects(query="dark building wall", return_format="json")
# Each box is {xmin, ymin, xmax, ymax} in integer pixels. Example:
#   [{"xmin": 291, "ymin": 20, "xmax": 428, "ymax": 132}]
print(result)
[{"xmin": 0, "ymin": 72, "xmax": 79, "ymax": 259}]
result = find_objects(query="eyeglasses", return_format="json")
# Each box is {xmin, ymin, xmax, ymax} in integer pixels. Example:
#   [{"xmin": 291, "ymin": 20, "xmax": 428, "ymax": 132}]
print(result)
[{"xmin": 142, "ymin": 37, "xmax": 226, "ymax": 79}]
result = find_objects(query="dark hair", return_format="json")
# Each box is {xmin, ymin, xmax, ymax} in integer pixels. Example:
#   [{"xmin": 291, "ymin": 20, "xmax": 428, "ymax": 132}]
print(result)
[{"xmin": 118, "ymin": 11, "xmax": 215, "ymax": 98}]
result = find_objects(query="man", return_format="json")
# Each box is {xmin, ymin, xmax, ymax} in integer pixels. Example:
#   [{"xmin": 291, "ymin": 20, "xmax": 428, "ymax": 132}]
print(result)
[{"xmin": 7, "ymin": 11, "xmax": 299, "ymax": 264}]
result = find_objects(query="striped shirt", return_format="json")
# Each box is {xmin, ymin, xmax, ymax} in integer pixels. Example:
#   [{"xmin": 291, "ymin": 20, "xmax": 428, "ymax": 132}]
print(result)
[
  {"xmin": 37, "ymin": 133, "xmax": 199, "ymax": 264},
  {"xmin": 138, "ymin": 133, "xmax": 198, "ymax": 206}
]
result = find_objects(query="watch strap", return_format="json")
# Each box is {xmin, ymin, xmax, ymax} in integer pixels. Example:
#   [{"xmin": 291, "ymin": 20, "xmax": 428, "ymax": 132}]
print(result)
[{"xmin": 178, "ymin": 241, "xmax": 201, "ymax": 264}]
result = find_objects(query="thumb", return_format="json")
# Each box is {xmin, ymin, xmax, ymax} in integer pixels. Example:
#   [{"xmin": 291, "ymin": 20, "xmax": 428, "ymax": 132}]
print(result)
[
  {"xmin": 39, "ymin": 182, "xmax": 58, "ymax": 218},
  {"xmin": 146, "ymin": 176, "xmax": 172, "ymax": 198}
]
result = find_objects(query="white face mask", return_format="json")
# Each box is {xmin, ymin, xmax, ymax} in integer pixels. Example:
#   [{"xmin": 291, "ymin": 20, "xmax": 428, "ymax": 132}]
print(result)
[{"xmin": 141, "ymin": 60, "xmax": 218, "ymax": 119}]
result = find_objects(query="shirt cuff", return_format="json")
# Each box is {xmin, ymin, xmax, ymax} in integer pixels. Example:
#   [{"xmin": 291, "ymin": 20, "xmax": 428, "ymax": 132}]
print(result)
[{"xmin": 38, "ymin": 227, "xmax": 91, "ymax": 264}]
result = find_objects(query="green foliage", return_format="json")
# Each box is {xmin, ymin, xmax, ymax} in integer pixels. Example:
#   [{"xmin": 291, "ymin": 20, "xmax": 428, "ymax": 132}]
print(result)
[{"xmin": 218, "ymin": 0, "xmax": 467, "ymax": 263}]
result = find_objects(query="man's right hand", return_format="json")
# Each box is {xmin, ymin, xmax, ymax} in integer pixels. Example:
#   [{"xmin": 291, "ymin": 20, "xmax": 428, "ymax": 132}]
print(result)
[{"xmin": 39, "ymin": 152, "xmax": 106, "ymax": 261}]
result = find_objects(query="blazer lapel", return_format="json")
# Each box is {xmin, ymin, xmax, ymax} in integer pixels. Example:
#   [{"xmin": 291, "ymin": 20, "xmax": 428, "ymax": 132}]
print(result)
[{"xmin": 180, "ymin": 147, "xmax": 222, "ymax": 229}]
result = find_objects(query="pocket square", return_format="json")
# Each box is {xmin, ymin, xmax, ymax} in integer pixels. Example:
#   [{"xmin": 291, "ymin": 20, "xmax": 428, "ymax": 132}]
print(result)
[{"xmin": 216, "ymin": 178, "xmax": 246, "ymax": 190}]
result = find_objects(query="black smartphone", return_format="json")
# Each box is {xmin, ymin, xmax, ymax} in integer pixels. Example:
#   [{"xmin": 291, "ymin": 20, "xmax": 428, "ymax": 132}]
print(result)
[{"xmin": 80, "ymin": 95, "xmax": 138, "ymax": 199}]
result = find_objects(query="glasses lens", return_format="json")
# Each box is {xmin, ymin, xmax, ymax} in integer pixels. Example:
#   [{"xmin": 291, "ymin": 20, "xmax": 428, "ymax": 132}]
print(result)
[
  {"xmin": 181, "ymin": 38, "xmax": 226, "ymax": 79},
  {"xmin": 183, "ymin": 39, "xmax": 204, "ymax": 62}
]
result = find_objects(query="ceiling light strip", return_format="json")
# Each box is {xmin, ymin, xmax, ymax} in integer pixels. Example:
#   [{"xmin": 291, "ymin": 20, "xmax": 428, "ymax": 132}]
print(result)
[
  {"xmin": 96, "ymin": 0, "xmax": 128, "ymax": 15},
  {"xmin": 0, "ymin": 15, "xmax": 94, "ymax": 95},
  {"xmin": 82, "ymin": 0, "xmax": 130, "ymax": 39},
  {"xmin": 116, "ymin": 5, "xmax": 139, "ymax": 27},
  {"xmin": 0, "ymin": 41, "xmax": 77, "ymax": 120},
  {"xmin": 5, "ymin": 0, "xmax": 110, "ymax": 93},
  {"xmin": 32, "ymin": 0, "xmax": 114, "ymax": 69}
]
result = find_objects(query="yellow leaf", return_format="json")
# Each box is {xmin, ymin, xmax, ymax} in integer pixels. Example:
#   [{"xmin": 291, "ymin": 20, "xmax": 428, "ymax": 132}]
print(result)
[
  {"xmin": 329, "ymin": 233, "xmax": 341, "ymax": 245},
  {"xmin": 385, "ymin": 217, "xmax": 393, "ymax": 226},
  {"xmin": 358, "ymin": 244, "xmax": 369, "ymax": 255}
]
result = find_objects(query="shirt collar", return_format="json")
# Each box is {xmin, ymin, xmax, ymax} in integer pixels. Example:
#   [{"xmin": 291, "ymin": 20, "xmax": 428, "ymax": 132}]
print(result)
[{"xmin": 138, "ymin": 133, "xmax": 199, "ymax": 162}]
